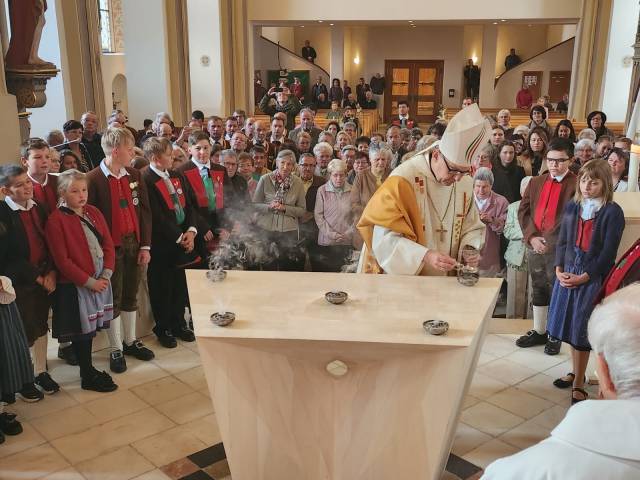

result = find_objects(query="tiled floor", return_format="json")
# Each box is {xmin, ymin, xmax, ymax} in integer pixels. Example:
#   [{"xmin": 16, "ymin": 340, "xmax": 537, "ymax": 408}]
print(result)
[{"xmin": 0, "ymin": 332, "xmax": 599, "ymax": 479}]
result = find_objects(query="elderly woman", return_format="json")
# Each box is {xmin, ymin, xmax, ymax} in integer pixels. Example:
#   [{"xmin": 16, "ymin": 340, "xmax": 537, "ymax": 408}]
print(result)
[
  {"xmin": 587, "ymin": 110, "xmax": 615, "ymax": 140},
  {"xmin": 253, "ymin": 149, "xmax": 307, "ymax": 271},
  {"xmin": 577, "ymin": 128, "xmax": 597, "ymax": 142},
  {"xmin": 341, "ymin": 145, "xmax": 357, "ymax": 172},
  {"xmin": 335, "ymin": 131, "xmax": 351, "ymax": 153},
  {"xmin": 512, "ymin": 125, "xmax": 530, "ymax": 142},
  {"xmin": 314, "ymin": 159, "xmax": 355, "ymax": 272},
  {"xmin": 607, "ymin": 147, "xmax": 630, "ymax": 192},
  {"xmin": 351, "ymin": 145, "xmax": 392, "ymax": 222},
  {"xmin": 473, "ymin": 167, "xmax": 509, "ymax": 276},
  {"xmin": 296, "ymin": 131, "xmax": 312, "ymax": 154},
  {"xmin": 347, "ymin": 151, "xmax": 369, "ymax": 184},
  {"xmin": 571, "ymin": 138, "xmax": 595, "ymax": 173},
  {"xmin": 313, "ymin": 141, "xmax": 333, "ymax": 179},
  {"xmin": 504, "ymin": 176, "xmax": 533, "ymax": 318},
  {"xmin": 497, "ymin": 109, "xmax": 512, "ymax": 134}
]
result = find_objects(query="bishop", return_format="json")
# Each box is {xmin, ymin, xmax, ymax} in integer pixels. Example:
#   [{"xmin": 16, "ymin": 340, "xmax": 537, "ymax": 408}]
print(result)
[{"xmin": 357, "ymin": 104, "xmax": 488, "ymax": 276}]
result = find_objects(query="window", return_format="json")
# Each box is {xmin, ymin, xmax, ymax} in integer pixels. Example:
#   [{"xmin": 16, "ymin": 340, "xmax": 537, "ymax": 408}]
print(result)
[{"xmin": 99, "ymin": 0, "xmax": 113, "ymax": 52}]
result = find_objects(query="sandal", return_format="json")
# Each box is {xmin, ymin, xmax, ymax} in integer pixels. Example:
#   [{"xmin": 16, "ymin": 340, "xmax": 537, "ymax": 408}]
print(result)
[
  {"xmin": 553, "ymin": 373, "xmax": 575, "ymax": 389},
  {"xmin": 571, "ymin": 387, "xmax": 588, "ymax": 405}
]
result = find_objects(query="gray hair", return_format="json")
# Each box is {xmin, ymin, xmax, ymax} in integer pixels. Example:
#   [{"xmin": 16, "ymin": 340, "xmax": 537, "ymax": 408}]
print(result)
[
  {"xmin": 341, "ymin": 145, "xmax": 356, "ymax": 154},
  {"xmin": 498, "ymin": 109, "xmax": 511, "ymax": 119},
  {"xmin": 578, "ymin": 128, "xmax": 597, "ymax": 141},
  {"xmin": 313, "ymin": 141, "xmax": 333, "ymax": 157},
  {"xmin": 343, "ymin": 121, "xmax": 357, "ymax": 130},
  {"xmin": 588, "ymin": 283, "xmax": 640, "ymax": 399},
  {"xmin": 220, "ymin": 149, "xmax": 237, "ymax": 162},
  {"xmin": 415, "ymin": 135, "xmax": 438, "ymax": 152},
  {"xmin": 513, "ymin": 125, "xmax": 530, "ymax": 137},
  {"xmin": 275, "ymin": 149, "xmax": 296, "ymax": 166},
  {"xmin": 575, "ymin": 138, "xmax": 595, "ymax": 153},
  {"xmin": 57, "ymin": 169, "xmax": 86, "ymax": 197},
  {"xmin": 369, "ymin": 145, "xmax": 393, "ymax": 164},
  {"xmin": 473, "ymin": 167, "xmax": 494, "ymax": 185},
  {"xmin": 298, "ymin": 152, "xmax": 316, "ymax": 164},
  {"xmin": 327, "ymin": 158, "xmax": 347, "ymax": 174},
  {"xmin": 299, "ymin": 108, "xmax": 315, "ymax": 118}
]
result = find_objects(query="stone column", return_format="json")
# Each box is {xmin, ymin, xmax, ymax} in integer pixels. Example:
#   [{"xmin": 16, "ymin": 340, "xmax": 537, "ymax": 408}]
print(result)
[
  {"xmin": 55, "ymin": 0, "xmax": 106, "ymax": 127},
  {"xmin": 625, "ymin": 3, "xmax": 640, "ymax": 130},
  {"xmin": 330, "ymin": 26, "xmax": 344, "ymax": 82},
  {"xmin": 478, "ymin": 24, "xmax": 498, "ymax": 108}
]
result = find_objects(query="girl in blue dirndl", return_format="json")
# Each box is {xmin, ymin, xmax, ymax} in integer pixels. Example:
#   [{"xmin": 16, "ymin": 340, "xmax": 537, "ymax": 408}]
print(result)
[{"xmin": 547, "ymin": 159, "xmax": 625, "ymax": 405}]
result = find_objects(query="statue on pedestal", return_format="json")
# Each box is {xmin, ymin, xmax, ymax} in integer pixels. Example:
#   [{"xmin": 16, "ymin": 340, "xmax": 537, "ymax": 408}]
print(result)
[{"xmin": 5, "ymin": 0, "xmax": 55, "ymax": 70}]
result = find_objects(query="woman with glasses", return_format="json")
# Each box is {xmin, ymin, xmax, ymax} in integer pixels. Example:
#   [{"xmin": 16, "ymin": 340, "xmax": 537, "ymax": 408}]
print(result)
[{"xmin": 347, "ymin": 151, "xmax": 369, "ymax": 185}]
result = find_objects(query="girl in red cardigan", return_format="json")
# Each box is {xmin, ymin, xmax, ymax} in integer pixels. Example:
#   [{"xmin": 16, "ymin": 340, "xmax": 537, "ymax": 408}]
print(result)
[{"xmin": 46, "ymin": 170, "xmax": 118, "ymax": 393}]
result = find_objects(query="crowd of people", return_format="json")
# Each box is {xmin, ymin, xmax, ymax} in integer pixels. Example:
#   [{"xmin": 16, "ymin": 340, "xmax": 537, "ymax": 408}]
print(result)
[{"xmin": 0, "ymin": 94, "xmax": 637, "ymax": 450}]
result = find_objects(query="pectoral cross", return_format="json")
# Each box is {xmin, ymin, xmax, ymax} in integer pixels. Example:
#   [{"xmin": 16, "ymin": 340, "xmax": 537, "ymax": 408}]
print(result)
[{"xmin": 436, "ymin": 223, "xmax": 448, "ymax": 242}]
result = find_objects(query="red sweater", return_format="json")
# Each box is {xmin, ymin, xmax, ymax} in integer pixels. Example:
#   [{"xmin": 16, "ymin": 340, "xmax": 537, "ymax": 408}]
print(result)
[{"xmin": 45, "ymin": 205, "xmax": 115, "ymax": 286}]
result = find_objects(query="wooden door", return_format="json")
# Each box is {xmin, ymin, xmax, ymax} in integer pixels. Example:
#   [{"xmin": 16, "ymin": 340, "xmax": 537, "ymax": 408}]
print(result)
[
  {"xmin": 548, "ymin": 71, "xmax": 571, "ymax": 103},
  {"xmin": 522, "ymin": 71, "xmax": 543, "ymax": 103},
  {"xmin": 384, "ymin": 60, "xmax": 444, "ymax": 125}
]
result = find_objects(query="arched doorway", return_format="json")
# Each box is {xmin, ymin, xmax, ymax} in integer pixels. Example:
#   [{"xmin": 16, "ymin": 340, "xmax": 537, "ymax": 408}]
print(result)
[{"xmin": 112, "ymin": 74, "xmax": 129, "ymax": 114}]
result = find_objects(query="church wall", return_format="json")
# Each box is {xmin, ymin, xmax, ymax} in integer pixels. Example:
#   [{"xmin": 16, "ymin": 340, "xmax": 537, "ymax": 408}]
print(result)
[
  {"xmin": 494, "ymin": 25, "xmax": 550, "ymax": 78},
  {"xmin": 342, "ymin": 25, "xmax": 465, "ymax": 109},
  {"xmin": 261, "ymin": 26, "xmax": 295, "ymax": 52},
  {"xmin": 292, "ymin": 26, "xmax": 332, "ymax": 73},
  {"xmin": 187, "ymin": 0, "xmax": 225, "ymax": 117},
  {"xmin": 489, "ymin": 38, "xmax": 574, "ymax": 109},
  {"xmin": 122, "ymin": 0, "xmax": 171, "ymax": 129},
  {"xmin": 601, "ymin": 0, "xmax": 639, "ymax": 122},
  {"xmin": 247, "ymin": 0, "xmax": 581, "ymax": 23},
  {"xmin": 546, "ymin": 24, "xmax": 577, "ymax": 49},
  {"xmin": 101, "ymin": 53, "xmax": 127, "ymax": 116},
  {"xmin": 462, "ymin": 25, "xmax": 484, "ymax": 66}
]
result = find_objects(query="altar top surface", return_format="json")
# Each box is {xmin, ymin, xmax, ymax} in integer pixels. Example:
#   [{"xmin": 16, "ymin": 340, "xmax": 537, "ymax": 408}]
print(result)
[{"xmin": 187, "ymin": 270, "xmax": 502, "ymax": 347}]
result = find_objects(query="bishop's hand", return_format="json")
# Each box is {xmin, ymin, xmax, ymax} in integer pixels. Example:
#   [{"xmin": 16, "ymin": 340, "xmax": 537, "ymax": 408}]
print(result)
[{"xmin": 423, "ymin": 250, "xmax": 457, "ymax": 272}]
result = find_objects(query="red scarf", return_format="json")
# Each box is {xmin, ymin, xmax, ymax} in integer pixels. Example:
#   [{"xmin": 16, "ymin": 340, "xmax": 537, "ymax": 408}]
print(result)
[
  {"xmin": 534, "ymin": 178, "xmax": 562, "ymax": 233},
  {"xmin": 184, "ymin": 166, "xmax": 225, "ymax": 209},
  {"xmin": 108, "ymin": 176, "xmax": 140, "ymax": 246},
  {"xmin": 154, "ymin": 177, "xmax": 187, "ymax": 211},
  {"xmin": 604, "ymin": 243, "xmax": 640, "ymax": 297}
]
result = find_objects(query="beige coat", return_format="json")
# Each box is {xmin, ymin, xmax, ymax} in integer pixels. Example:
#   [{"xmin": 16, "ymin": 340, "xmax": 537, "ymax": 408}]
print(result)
[{"xmin": 253, "ymin": 173, "xmax": 307, "ymax": 232}]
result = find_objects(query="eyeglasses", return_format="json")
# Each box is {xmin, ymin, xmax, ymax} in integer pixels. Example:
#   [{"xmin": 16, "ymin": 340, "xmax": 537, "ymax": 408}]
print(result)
[
  {"xmin": 545, "ymin": 157, "xmax": 570, "ymax": 165},
  {"xmin": 443, "ymin": 158, "xmax": 470, "ymax": 175}
]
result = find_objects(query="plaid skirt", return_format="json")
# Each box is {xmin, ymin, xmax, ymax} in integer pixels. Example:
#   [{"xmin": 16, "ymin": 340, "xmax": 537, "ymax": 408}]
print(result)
[{"xmin": 0, "ymin": 302, "xmax": 35, "ymax": 398}]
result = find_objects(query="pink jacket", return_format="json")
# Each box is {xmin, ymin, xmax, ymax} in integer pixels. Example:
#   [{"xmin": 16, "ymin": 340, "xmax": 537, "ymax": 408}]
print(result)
[{"xmin": 314, "ymin": 182, "xmax": 355, "ymax": 246}]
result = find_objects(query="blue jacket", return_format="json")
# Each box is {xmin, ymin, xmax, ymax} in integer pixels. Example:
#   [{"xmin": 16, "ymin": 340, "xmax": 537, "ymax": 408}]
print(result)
[{"xmin": 554, "ymin": 201, "xmax": 625, "ymax": 279}]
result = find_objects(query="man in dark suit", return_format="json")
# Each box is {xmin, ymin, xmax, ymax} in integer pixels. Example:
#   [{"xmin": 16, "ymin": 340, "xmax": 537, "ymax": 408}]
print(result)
[
  {"xmin": 310, "ymin": 76, "xmax": 328, "ymax": 105},
  {"xmin": 301, "ymin": 40, "xmax": 317, "ymax": 63},
  {"xmin": 387, "ymin": 100, "xmax": 419, "ymax": 130},
  {"xmin": 463, "ymin": 59, "xmax": 480, "ymax": 100},
  {"xmin": 504, "ymin": 48, "xmax": 522, "ymax": 70},
  {"xmin": 288, "ymin": 108, "xmax": 323, "ymax": 147},
  {"xmin": 297, "ymin": 153, "xmax": 326, "ymax": 271},
  {"xmin": 360, "ymin": 90, "xmax": 377, "ymax": 110},
  {"xmin": 258, "ymin": 86, "xmax": 303, "ymax": 131}
]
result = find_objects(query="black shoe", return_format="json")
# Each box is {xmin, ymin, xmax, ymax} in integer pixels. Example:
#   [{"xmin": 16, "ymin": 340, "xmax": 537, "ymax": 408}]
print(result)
[
  {"xmin": 109, "ymin": 350, "xmax": 127, "ymax": 373},
  {"xmin": 123, "ymin": 340, "xmax": 155, "ymax": 361},
  {"xmin": 174, "ymin": 327, "xmax": 195, "ymax": 342},
  {"xmin": 17, "ymin": 383, "xmax": 44, "ymax": 403},
  {"xmin": 515, "ymin": 330, "xmax": 548, "ymax": 348},
  {"xmin": 157, "ymin": 330, "xmax": 177, "ymax": 349},
  {"xmin": 57, "ymin": 345, "xmax": 78, "ymax": 366},
  {"xmin": 34, "ymin": 372, "xmax": 60, "ymax": 395},
  {"xmin": 0, "ymin": 412, "xmax": 23, "ymax": 436},
  {"xmin": 544, "ymin": 337, "xmax": 562, "ymax": 355},
  {"xmin": 81, "ymin": 370, "xmax": 118, "ymax": 392}
]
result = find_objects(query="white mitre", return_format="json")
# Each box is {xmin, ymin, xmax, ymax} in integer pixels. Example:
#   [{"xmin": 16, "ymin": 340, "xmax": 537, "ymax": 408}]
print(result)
[{"xmin": 426, "ymin": 104, "xmax": 492, "ymax": 166}]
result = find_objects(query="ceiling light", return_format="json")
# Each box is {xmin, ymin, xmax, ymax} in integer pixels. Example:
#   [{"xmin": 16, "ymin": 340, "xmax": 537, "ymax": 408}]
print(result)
[
  {"xmin": 300, "ymin": 25, "xmax": 305, "ymax": 27},
  {"xmin": 318, "ymin": 20, "xmax": 323, "ymax": 23},
  {"xmin": 353, "ymin": 56, "xmax": 360, "ymax": 65},
  {"xmin": 500, "ymin": 19, "xmax": 506, "ymax": 22},
  {"xmin": 409, "ymin": 20, "xmax": 414, "ymax": 23},
  {"xmin": 329, "ymin": 23, "xmax": 334, "ymax": 26},
  {"xmin": 493, "ymin": 22, "xmax": 498, "ymax": 25}
]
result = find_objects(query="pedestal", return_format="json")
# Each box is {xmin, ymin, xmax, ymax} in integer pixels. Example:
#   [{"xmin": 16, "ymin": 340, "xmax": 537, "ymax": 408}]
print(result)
[{"xmin": 188, "ymin": 271, "xmax": 502, "ymax": 480}]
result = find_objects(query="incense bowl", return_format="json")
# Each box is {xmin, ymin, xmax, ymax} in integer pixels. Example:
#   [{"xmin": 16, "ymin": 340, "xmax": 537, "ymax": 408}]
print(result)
[
  {"xmin": 423, "ymin": 319, "xmax": 449, "ymax": 336},
  {"xmin": 210, "ymin": 311, "xmax": 235, "ymax": 326},
  {"xmin": 206, "ymin": 269, "xmax": 227, "ymax": 282},
  {"xmin": 325, "ymin": 291, "xmax": 348, "ymax": 305}
]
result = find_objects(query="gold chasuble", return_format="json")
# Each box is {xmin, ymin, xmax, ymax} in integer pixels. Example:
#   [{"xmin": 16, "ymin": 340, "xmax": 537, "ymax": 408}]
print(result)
[{"xmin": 357, "ymin": 152, "xmax": 485, "ymax": 276}]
